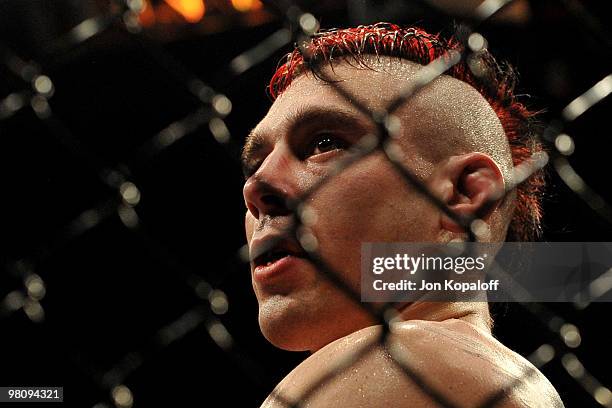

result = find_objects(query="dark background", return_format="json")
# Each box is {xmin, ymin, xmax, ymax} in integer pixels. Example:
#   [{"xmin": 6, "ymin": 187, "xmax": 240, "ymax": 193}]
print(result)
[{"xmin": 1, "ymin": 0, "xmax": 611, "ymax": 406}]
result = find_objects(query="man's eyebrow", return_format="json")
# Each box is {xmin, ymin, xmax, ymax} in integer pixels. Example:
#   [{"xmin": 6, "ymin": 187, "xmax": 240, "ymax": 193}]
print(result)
[
  {"xmin": 241, "ymin": 130, "xmax": 266, "ymax": 173},
  {"xmin": 241, "ymin": 106, "xmax": 370, "ymax": 175}
]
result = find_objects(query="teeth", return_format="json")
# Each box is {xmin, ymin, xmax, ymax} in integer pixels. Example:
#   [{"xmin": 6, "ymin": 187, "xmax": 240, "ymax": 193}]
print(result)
[{"xmin": 261, "ymin": 251, "xmax": 289, "ymax": 265}]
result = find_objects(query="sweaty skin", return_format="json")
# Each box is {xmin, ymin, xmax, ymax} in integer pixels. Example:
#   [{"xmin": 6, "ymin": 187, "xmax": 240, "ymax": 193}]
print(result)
[
  {"xmin": 261, "ymin": 318, "xmax": 563, "ymax": 407},
  {"xmin": 243, "ymin": 56, "xmax": 563, "ymax": 407}
]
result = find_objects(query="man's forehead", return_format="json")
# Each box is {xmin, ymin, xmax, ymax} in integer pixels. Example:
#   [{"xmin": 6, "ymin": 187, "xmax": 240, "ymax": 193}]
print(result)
[
  {"xmin": 251, "ymin": 59, "xmax": 411, "ymax": 142},
  {"xmin": 255, "ymin": 56, "xmax": 493, "ymax": 134}
]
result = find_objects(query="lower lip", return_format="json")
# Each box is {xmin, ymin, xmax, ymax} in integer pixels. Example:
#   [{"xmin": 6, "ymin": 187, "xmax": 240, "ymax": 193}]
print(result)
[{"xmin": 253, "ymin": 255, "xmax": 307, "ymax": 282}]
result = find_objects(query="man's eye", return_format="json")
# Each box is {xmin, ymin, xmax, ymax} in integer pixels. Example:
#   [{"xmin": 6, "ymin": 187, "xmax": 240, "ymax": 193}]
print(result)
[{"xmin": 311, "ymin": 134, "xmax": 347, "ymax": 155}]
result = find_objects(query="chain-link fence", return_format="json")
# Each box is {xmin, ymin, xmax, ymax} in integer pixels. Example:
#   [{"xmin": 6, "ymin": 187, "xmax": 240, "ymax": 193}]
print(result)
[{"xmin": 1, "ymin": 0, "xmax": 611, "ymax": 406}]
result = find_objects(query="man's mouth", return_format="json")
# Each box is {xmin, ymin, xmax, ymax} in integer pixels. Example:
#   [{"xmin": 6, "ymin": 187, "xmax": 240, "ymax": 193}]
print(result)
[
  {"xmin": 253, "ymin": 248, "xmax": 306, "ymax": 269},
  {"xmin": 250, "ymin": 234, "xmax": 308, "ymax": 272}
]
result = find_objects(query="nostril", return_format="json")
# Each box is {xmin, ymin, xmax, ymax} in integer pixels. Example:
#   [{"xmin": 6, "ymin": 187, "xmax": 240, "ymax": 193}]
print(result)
[
  {"xmin": 246, "ymin": 201, "xmax": 259, "ymax": 220},
  {"xmin": 261, "ymin": 194, "xmax": 286, "ymax": 209},
  {"xmin": 244, "ymin": 177, "xmax": 292, "ymax": 219}
]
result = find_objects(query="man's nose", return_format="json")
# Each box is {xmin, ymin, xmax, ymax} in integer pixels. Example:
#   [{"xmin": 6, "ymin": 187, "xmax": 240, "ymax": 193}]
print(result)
[{"xmin": 243, "ymin": 148, "xmax": 297, "ymax": 220}]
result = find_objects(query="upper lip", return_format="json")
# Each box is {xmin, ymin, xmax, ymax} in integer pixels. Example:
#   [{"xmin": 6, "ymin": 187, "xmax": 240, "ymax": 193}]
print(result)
[{"xmin": 249, "ymin": 233, "xmax": 307, "ymax": 267}]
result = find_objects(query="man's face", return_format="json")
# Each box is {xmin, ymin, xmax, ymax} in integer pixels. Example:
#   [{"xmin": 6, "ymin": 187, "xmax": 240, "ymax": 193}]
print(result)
[{"xmin": 242, "ymin": 58, "xmax": 502, "ymax": 352}]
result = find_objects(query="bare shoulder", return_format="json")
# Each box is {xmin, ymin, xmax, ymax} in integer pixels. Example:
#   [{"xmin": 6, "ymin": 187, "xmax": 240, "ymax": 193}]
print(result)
[{"xmin": 261, "ymin": 319, "xmax": 564, "ymax": 408}]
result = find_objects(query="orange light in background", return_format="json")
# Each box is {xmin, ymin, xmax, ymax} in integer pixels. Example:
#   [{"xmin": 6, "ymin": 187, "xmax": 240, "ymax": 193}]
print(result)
[
  {"xmin": 164, "ymin": 0, "xmax": 206, "ymax": 23},
  {"xmin": 230, "ymin": 0, "xmax": 263, "ymax": 13}
]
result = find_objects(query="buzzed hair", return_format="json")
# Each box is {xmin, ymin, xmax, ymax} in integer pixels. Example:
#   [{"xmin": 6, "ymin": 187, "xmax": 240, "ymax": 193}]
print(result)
[{"xmin": 267, "ymin": 22, "xmax": 545, "ymax": 241}]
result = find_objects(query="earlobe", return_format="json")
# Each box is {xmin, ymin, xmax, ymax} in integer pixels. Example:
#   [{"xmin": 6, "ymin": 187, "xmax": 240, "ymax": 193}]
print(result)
[{"xmin": 434, "ymin": 153, "xmax": 505, "ymax": 234}]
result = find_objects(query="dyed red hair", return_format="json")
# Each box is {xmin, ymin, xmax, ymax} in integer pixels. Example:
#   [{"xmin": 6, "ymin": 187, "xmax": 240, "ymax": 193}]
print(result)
[{"xmin": 267, "ymin": 22, "xmax": 545, "ymax": 241}]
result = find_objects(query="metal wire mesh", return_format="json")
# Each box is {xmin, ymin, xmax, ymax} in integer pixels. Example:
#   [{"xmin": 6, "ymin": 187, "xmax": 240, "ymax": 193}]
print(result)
[{"xmin": 1, "ymin": 0, "xmax": 611, "ymax": 406}]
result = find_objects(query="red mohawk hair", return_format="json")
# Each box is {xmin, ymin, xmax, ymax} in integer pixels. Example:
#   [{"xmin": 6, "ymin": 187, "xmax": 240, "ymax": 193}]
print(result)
[{"xmin": 268, "ymin": 22, "xmax": 545, "ymax": 241}]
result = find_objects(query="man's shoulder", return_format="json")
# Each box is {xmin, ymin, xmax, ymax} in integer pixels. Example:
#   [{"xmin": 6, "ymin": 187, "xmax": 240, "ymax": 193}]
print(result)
[
  {"xmin": 386, "ymin": 319, "xmax": 564, "ymax": 407},
  {"xmin": 262, "ymin": 319, "xmax": 564, "ymax": 407}
]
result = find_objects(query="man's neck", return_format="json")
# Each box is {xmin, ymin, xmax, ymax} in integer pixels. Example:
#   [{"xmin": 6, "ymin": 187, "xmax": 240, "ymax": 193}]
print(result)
[
  {"xmin": 307, "ymin": 302, "xmax": 492, "ymax": 353},
  {"xmin": 395, "ymin": 301, "xmax": 492, "ymax": 333}
]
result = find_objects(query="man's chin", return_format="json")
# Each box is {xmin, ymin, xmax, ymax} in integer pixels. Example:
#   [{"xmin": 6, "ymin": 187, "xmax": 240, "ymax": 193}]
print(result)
[
  {"xmin": 257, "ymin": 296, "xmax": 321, "ymax": 351},
  {"xmin": 256, "ymin": 294, "xmax": 377, "ymax": 352}
]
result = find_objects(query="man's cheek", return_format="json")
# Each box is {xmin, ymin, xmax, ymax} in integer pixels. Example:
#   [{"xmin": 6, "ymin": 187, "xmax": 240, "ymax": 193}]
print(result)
[{"xmin": 309, "ymin": 190, "xmax": 376, "ymax": 253}]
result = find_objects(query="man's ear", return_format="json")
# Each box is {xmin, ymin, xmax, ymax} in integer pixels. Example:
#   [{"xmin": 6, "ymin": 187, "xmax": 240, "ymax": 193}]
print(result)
[{"xmin": 430, "ymin": 152, "xmax": 505, "ymax": 234}]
